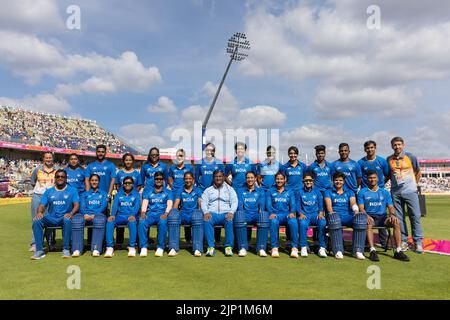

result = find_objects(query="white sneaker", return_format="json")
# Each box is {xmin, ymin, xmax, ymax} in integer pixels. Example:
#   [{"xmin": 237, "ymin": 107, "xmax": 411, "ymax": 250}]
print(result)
[
  {"xmin": 300, "ymin": 247, "xmax": 308, "ymax": 257},
  {"xmin": 318, "ymin": 247, "xmax": 327, "ymax": 258},
  {"xmin": 238, "ymin": 248, "xmax": 247, "ymax": 257},
  {"xmin": 128, "ymin": 247, "xmax": 136, "ymax": 257},
  {"xmin": 335, "ymin": 251, "xmax": 344, "ymax": 260},
  {"xmin": 259, "ymin": 249, "xmax": 268, "ymax": 257},
  {"xmin": 140, "ymin": 248, "xmax": 148, "ymax": 257},
  {"xmin": 72, "ymin": 250, "xmax": 80, "ymax": 258},
  {"xmin": 290, "ymin": 248, "xmax": 299, "ymax": 259},
  {"xmin": 155, "ymin": 248, "xmax": 164, "ymax": 257},
  {"xmin": 194, "ymin": 250, "xmax": 202, "ymax": 257},
  {"xmin": 271, "ymin": 248, "xmax": 279, "ymax": 258},
  {"xmin": 401, "ymin": 241, "xmax": 409, "ymax": 252},
  {"xmin": 355, "ymin": 251, "xmax": 366, "ymax": 260},
  {"xmin": 29, "ymin": 244, "xmax": 36, "ymax": 252},
  {"xmin": 104, "ymin": 247, "xmax": 114, "ymax": 258},
  {"xmin": 92, "ymin": 250, "xmax": 100, "ymax": 257},
  {"xmin": 168, "ymin": 249, "xmax": 178, "ymax": 257}
]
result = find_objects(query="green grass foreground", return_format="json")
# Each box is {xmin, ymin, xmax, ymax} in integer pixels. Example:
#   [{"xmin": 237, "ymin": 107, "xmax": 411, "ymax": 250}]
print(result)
[{"xmin": 0, "ymin": 196, "xmax": 449, "ymax": 300}]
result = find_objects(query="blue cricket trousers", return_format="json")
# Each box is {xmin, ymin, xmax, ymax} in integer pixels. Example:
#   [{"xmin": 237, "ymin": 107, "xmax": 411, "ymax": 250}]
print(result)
[
  {"xmin": 106, "ymin": 215, "xmax": 137, "ymax": 248},
  {"xmin": 204, "ymin": 212, "xmax": 234, "ymax": 248},
  {"xmin": 32, "ymin": 215, "xmax": 71, "ymax": 252},
  {"xmin": 138, "ymin": 213, "xmax": 168, "ymax": 250}
]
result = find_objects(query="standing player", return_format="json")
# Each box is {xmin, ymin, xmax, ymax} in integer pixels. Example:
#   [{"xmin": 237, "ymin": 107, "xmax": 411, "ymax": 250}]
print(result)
[
  {"xmin": 31, "ymin": 169, "xmax": 79, "ymax": 260},
  {"xmin": 138, "ymin": 172, "xmax": 173, "ymax": 257},
  {"xmin": 282, "ymin": 146, "xmax": 308, "ymax": 193},
  {"xmin": 266, "ymin": 172, "xmax": 299, "ymax": 258},
  {"xmin": 358, "ymin": 170, "xmax": 409, "ymax": 262},
  {"xmin": 140, "ymin": 147, "xmax": 168, "ymax": 189},
  {"xmin": 257, "ymin": 145, "xmax": 281, "ymax": 192},
  {"xmin": 296, "ymin": 173, "xmax": 327, "ymax": 258},
  {"xmin": 116, "ymin": 153, "xmax": 143, "ymax": 191},
  {"xmin": 386, "ymin": 137, "xmax": 424, "ymax": 253},
  {"xmin": 324, "ymin": 172, "xmax": 366, "ymax": 260},
  {"xmin": 358, "ymin": 141, "xmax": 389, "ymax": 188},
  {"xmin": 308, "ymin": 145, "xmax": 333, "ymax": 195},
  {"xmin": 29, "ymin": 151, "xmax": 58, "ymax": 252},
  {"xmin": 331, "ymin": 143, "xmax": 362, "ymax": 193},
  {"xmin": 167, "ymin": 172, "xmax": 203, "ymax": 257},
  {"xmin": 225, "ymin": 142, "xmax": 257, "ymax": 189},
  {"xmin": 71, "ymin": 174, "xmax": 108, "ymax": 257},
  {"xmin": 66, "ymin": 154, "xmax": 86, "ymax": 195},
  {"xmin": 104, "ymin": 176, "xmax": 141, "ymax": 258},
  {"xmin": 235, "ymin": 171, "xmax": 268, "ymax": 257}
]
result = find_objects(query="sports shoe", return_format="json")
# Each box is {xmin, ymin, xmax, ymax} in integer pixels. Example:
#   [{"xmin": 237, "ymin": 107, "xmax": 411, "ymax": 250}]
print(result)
[
  {"xmin": 300, "ymin": 247, "xmax": 308, "ymax": 257},
  {"xmin": 104, "ymin": 247, "xmax": 114, "ymax": 258},
  {"xmin": 140, "ymin": 248, "xmax": 148, "ymax": 257},
  {"xmin": 415, "ymin": 243, "xmax": 424, "ymax": 254},
  {"xmin": 258, "ymin": 249, "xmax": 268, "ymax": 257},
  {"xmin": 28, "ymin": 244, "xmax": 36, "ymax": 252},
  {"xmin": 31, "ymin": 250, "xmax": 46, "ymax": 260},
  {"xmin": 206, "ymin": 247, "xmax": 215, "ymax": 257},
  {"xmin": 394, "ymin": 250, "xmax": 410, "ymax": 262},
  {"xmin": 155, "ymin": 248, "xmax": 164, "ymax": 257},
  {"xmin": 369, "ymin": 250, "xmax": 380, "ymax": 262},
  {"xmin": 354, "ymin": 251, "xmax": 366, "ymax": 260},
  {"xmin": 225, "ymin": 247, "xmax": 233, "ymax": 256},
  {"xmin": 72, "ymin": 250, "xmax": 80, "ymax": 258},
  {"xmin": 92, "ymin": 250, "xmax": 100, "ymax": 257},
  {"xmin": 62, "ymin": 249, "xmax": 71, "ymax": 259},
  {"xmin": 128, "ymin": 247, "xmax": 136, "ymax": 257},
  {"xmin": 318, "ymin": 247, "xmax": 327, "ymax": 258},
  {"xmin": 271, "ymin": 248, "xmax": 279, "ymax": 258},
  {"xmin": 290, "ymin": 248, "xmax": 299, "ymax": 259},
  {"xmin": 194, "ymin": 250, "xmax": 202, "ymax": 257},
  {"xmin": 238, "ymin": 248, "xmax": 247, "ymax": 257},
  {"xmin": 168, "ymin": 249, "xmax": 178, "ymax": 257},
  {"xmin": 401, "ymin": 241, "xmax": 409, "ymax": 252},
  {"xmin": 335, "ymin": 251, "xmax": 344, "ymax": 260}
]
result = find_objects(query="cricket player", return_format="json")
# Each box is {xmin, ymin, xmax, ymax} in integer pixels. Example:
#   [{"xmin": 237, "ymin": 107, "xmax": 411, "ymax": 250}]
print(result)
[
  {"xmin": 307, "ymin": 145, "xmax": 333, "ymax": 195},
  {"xmin": 65, "ymin": 153, "xmax": 86, "ymax": 195},
  {"xmin": 115, "ymin": 153, "xmax": 143, "ymax": 190},
  {"xmin": 140, "ymin": 147, "xmax": 168, "ymax": 189},
  {"xmin": 257, "ymin": 145, "xmax": 281, "ymax": 192},
  {"xmin": 358, "ymin": 141, "xmax": 389, "ymax": 188},
  {"xmin": 330, "ymin": 143, "xmax": 362, "ymax": 193},
  {"xmin": 225, "ymin": 142, "xmax": 257, "ymax": 189}
]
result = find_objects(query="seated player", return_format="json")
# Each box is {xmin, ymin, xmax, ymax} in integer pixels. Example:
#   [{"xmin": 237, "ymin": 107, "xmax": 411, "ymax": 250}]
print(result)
[
  {"xmin": 296, "ymin": 173, "xmax": 327, "ymax": 258},
  {"xmin": 168, "ymin": 172, "xmax": 203, "ymax": 257},
  {"xmin": 324, "ymin": 172, "xmax": 366, "ymax": 260},
  {"xmin": 201, "ymin": 170, "xmax": 237, "ymax": 257},
  {"xmin": 31, "ymin": 169, "xmax": 79, "ymax": 260},
  {"xmin": 71, "ymin": 174, "xmax": 108, "ymax": 257},
  {"xmin": 138, "ymin": 172, "xmax": 173, "ymax": 257},
  {"xmin": 358, "ymin": 170, "xmax": 409, "ymax": 262},
  {"xmin": 266, "ymin": 172, "xmax": 299, "ymax": 258},
  {"xmin": 104, "ymin": 176, "xmax": 141, "ymax": 258},
  {"xmin": 235, "ymin": 171, "xmax": 268, "ymax": 257}
]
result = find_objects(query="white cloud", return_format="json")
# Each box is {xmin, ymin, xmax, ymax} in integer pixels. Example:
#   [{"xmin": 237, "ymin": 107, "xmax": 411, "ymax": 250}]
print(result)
[
  {"xmin": 0, "ymin": 93, "xmax": 71, "ymax": 113},
  {"xmin": 119, "ymin": 123, "xmax": 166, "ymax": 150},
  {"xmin": 239, "ymin": 106, "xmax": 286, "ymax": 127},
  {"xmin": 148, "ymin": 96, "xmax": 177, "ymax": 113}
]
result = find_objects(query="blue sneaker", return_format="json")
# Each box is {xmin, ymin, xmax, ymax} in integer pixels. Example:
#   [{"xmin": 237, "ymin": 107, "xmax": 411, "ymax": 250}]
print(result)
[
  {"xmin": 31, "ymin": 251, "xmax": 46, "ymax": 260},
  {"xmin": 62, "ymin": 249, "xmax": 71, "ymax": 259}
]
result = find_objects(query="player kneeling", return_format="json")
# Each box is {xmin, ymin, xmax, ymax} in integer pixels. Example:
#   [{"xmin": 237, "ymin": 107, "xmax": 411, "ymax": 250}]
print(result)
[
  {"xmin": 71, "ymin": 174, "xmax": 107, "ymax": 257},
  {"xmin": 168, "ymin": 172, "xmax": 203, "ymax": 257},
  {"xmin": 105, "ymin": 177, "xmax": 141, "ymax": 258},
  {"xmin": 296, "ymin": 173, "xmax": 327, "ymax": 258},
  {"xmin": 358, "ymin": 171, "xmax": 409, "ymax": 262}
]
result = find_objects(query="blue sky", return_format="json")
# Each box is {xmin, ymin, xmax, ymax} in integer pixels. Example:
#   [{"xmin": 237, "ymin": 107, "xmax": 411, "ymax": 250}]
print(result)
[{"xmin": 1, "ymin": 0, "xmax": 450, "ymax": 161}]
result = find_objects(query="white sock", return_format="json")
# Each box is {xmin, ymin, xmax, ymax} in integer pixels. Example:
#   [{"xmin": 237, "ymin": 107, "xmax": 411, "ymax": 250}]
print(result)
[
  {"xmin": 396, "ymin": 247, "xmax": 402, "ymax": 253},
  {"xmin": 370, "ymin": 247, "xmax": 376, "ymax": 252}
]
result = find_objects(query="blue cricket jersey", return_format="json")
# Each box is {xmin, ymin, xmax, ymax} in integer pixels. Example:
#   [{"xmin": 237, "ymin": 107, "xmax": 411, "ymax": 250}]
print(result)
[
  {"xmin": 307, "ymin": 160, "xmax": 333, "ymax": 192},
  {"xmin": 168, "ymin": 163, "xmax": 194, "ymax": 193},
  {"xmin": 330, "ymin": 159, "xmax": 362, "ymax": 193},
  {"xmin": 111, "ymin": 189, "xmax": 141, "ymax": 217},
  {"xmin": 282, "ymin": 161, "xmax": 308, "ymax": 192},
  {"xmin": 40, "ymin": 185, "xmax": 80, "ymax": 218},
  {"xmin": 142, "ymin": 187, "xmax": 173, "ymax": 215},
  {"xmin": 265, "ymin": 188, "xmax": 296, "ymax": 214},
  {"xmin": 116, "ymin": 169, "xmax": 142, "ymax": 189},
  {"xmin": 357, "ymin": 187, "xmax": 393, "ymax": 216},
  {"xmin": 140, "ymin": 161, "xmax": 168, "ymax": 189},
  {"xmin": 80, "ymin": 189, "xmax": 108, "ymax": 215},
  {"xmin": 195, "ymin": 158, "xmax": 225, "ymax": 191},
  {"xmin": 174, "ymin": 186, "xmax": 201, "ymax": 213},
  {"xmin": 296, "ymin": 187, "xmax": 324, "ymax": 215},
  {"xmin": 257, "ymin": 159, "xmax": 281, "ymax": 191},
  {"xmin": 65, "ymin": 166, "xmax": 86, "ymax": 195},
  {"xmin": 225, "ymin": 157, "xmax": 257, "ymax": 189},
  {"xmin": 324, "ymin": 188, "xmax": 355, "ymax": 216},
  {"xmin": 85, "ymin": 160, "xmax": 117, "ymax": 193},
  {"xmin": 357, "ymin": 156, "xmax": 389, "ymax": 188},
  {"xmin": 236, "ymin": 185, "xmax": 265, "ymax": 213}
]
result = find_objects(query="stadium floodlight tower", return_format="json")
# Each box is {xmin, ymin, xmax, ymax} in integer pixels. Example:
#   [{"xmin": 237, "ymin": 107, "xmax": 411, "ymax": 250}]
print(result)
[{"xmin": 202, "ymin": 32, "xmax": 250, "ymax": 151}]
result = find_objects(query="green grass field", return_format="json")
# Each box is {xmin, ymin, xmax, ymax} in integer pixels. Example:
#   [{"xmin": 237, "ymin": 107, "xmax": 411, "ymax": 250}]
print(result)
[{"xmin": 1, "ymin": 196, "xmax": 449, "ymax": 300}]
